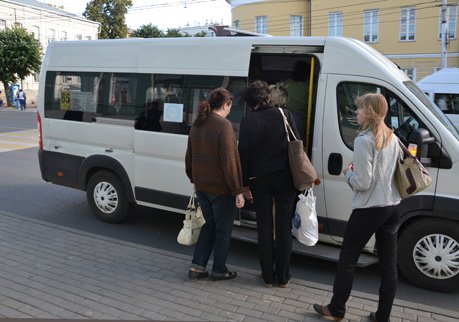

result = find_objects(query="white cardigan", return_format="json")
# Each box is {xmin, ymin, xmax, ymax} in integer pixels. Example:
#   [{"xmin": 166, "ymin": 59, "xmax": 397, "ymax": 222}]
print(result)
[{"xmin": 345, "ymin": 130, "xmax": 402, "ymax": 209}]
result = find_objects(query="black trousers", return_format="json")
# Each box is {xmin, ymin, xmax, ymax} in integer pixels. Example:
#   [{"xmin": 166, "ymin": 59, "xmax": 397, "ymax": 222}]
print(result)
[
  {"xmin": 250, "ymin": 170, "xmax": 297, "ymax": 284},
  {"xmin": 329, "ymin": 205, "xmax": 399, "ymax": 322}
]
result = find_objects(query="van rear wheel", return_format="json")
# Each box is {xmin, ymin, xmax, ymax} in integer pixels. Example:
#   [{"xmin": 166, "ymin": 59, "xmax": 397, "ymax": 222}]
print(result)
[
  {"xmin": 86, "ymin": 170, "xmax": 132, "ymax": 223},
  {"xmin": 398, "ymin": 218, "xmax": 459, "ymax": 292}
]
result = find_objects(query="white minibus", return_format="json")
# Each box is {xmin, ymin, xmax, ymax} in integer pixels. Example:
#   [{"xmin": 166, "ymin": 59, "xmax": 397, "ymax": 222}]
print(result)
[
  {"xmin": 38, "ymin": 36, "xmax": 459, "ymax": 292},
  {"xmin": 417, "ymin": 68, "xmax": 459, "ymax": 129}
]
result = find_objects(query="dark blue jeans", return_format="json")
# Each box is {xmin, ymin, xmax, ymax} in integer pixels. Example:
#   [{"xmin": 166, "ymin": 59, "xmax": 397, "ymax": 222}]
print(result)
[
  {"xmin": 328, "ymin": 205, "xmax": 399, "ymax": 322},
  {"xmin": 191, "ymin": 191, "xmax": 236, "ymax": 276}
]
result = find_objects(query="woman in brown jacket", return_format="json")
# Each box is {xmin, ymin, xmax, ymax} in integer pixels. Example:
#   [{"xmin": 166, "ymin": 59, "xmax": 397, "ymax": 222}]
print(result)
[{"xmin": 185, "ymin": 87, "xmax": 245, "ymax": 281}]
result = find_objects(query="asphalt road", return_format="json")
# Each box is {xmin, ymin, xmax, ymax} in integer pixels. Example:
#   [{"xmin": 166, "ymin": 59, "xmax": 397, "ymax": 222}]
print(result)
[{"xmin": 0, "ymin": 109, "xmax": 458, "ymax": 313}]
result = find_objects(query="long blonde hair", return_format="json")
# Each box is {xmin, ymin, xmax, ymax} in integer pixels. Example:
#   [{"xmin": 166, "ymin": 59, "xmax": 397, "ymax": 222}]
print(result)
[{"xmin": 356, "ymin": 93, "xmax": 393, "ymax": 150}]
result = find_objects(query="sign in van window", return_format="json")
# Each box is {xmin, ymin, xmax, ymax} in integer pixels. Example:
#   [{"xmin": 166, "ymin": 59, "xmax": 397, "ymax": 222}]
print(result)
[{"xmin": 45, "ymin": 71, "xmax": 247, "ymax": 136}]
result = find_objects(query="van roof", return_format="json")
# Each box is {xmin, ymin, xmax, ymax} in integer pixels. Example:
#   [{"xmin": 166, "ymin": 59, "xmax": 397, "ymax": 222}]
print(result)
[{"xmin": 418, "ymin": 68, "xmax": 459, "ymax": 94}]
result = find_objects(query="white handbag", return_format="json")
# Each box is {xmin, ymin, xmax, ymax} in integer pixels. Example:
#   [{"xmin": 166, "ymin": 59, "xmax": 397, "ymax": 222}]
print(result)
[
  {"xmin": 177, "ymin": 193, "xmax": 206, "ymax": 246},
  {"xmin": 292, "ymin": 187, "xmax": 319, "ymax": 246}
]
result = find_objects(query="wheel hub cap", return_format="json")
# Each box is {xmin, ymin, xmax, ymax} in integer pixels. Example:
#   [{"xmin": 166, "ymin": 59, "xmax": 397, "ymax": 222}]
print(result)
[
  {"xmin": 413, "ymin": 234, "xmax": 459, "ymax": 280},
  {"xmin": 94, "ymin": 181, "xmax": 118, "ymax": 214}
]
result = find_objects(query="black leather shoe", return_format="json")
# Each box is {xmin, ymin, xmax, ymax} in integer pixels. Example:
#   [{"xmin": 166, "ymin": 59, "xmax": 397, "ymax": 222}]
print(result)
[
  {"xmin": 188, "ymin": 269, "xmax": 208, "ymax": 280},
  {"xmin": 211, "ymin": 270, "xmax": 237, "ymax": 281},
  {"xmin": 312, "ymin": 304, "xmax": 343, "ymax": 322}
]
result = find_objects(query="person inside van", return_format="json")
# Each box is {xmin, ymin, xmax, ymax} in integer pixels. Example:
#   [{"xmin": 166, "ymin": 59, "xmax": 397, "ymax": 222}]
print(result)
[
  {"xmin": 239, "ymin": 80, "xmax": 299, "ymax": 288},
  {"xmin": 284, "ymin": 60, "xmax": 311, "ymax": 142},
  {"xmin": 313, "ymin": 93, "xmax": 401, "ymax": 322},
  {"xmin": 185, "ymin": 87, "xmax": 245, "ymax": 281},
  {"xmin": 436, "ymin": 94, "xmax": 450, "ymax": 112}
]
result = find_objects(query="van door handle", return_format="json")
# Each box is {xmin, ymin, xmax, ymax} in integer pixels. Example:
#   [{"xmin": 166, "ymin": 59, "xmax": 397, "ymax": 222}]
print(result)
[
  {"xmin": 105, "ymin": 148, "xmax": 113, "ymax": 153},
  {"xmin": 54, "ymin": 145, "xmax": 61, "ymax": 150},
  {"xmin": 328, "ymin": 153, "xmax": 343, "ymax": 175}
]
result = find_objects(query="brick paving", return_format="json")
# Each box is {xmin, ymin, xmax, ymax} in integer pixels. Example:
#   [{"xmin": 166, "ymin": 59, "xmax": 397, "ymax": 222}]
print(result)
[{"xmin": 0, "ymin": 210, "xmax": 457, "ymax": 321}]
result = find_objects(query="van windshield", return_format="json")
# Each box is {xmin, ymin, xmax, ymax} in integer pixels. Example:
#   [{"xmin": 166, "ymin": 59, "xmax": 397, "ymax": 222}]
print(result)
[{"xmin": 405, "ymin": 80, "xmax": 459, "ymax": 140}]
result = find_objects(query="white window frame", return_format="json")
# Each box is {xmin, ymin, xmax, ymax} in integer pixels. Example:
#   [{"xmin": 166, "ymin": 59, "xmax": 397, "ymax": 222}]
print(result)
[
  {"xmin": 0, "ymin": 19, "xmax": 6, "ymax": 30},
  {"xmin": 400, "ymin": 7, "xmax": 416, "ymax": 41},
  {"xmin": 364, "ymin": 10, "xmax": 379, "ymax": 43},
  {"xmin": 31, "ymin": 26, "xmax": 40, "ymax": 40},
  {"xmin": 402, "ymin": 67, "xmax": 416, "ymax": 81},
  {"xmin": 329, "ymin": 12, "xmax": 343, "ymax": 36},
  {"xmin": 47, "ymin": 28, "xmax": 56, "ymax": 44},
  {"xmin": 290, "ymin": 15, "xmax": 304, "ymax": 36},
  {"xmin": 255, "ymin": 16, "xmax": 267, "ymax": 34},
  {"xmin": 61, "ymin": 31, "xmax": 68, "ymax": 41},
  {"xmin": 438, "ymin": 5, "xmax": 457, "ymax": 39}
]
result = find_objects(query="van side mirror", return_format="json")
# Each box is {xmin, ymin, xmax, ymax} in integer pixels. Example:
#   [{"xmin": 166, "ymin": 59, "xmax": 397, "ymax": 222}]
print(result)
[
  {"xmin": 408, "ymin": 128, "xmax": 452, "ymax": 169},
  {"xmin": 408, "ymin": 128, "xmax": 434, "ymax": 164}
]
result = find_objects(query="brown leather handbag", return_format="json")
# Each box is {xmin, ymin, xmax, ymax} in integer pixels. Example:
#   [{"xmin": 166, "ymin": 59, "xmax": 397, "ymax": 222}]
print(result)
[{"xmin": 278, "ymin": 108, "xmax": 317, "ymax": 191}]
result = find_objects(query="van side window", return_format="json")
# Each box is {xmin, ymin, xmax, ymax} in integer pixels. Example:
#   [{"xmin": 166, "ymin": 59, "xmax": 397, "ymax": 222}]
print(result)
[
  {"xmin": 44, "ymin": 71, "xmax": 247, "ymax": 136},
  {"xmin": 434, "ymin": 93, "xmax": 459, "ymax": 114},
  {"xmin": 337, "ymin": 82, "xmax": 425, "ymax": 149}
]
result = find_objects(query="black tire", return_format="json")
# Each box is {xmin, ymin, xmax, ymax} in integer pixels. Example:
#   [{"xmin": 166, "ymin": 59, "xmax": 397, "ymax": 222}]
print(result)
[
  {"xmin": 398, "ymin": 218, "xmax": 459, "ymax": 292},
  {"xmin": 86, "ymin": 170, "xmax": 133, "ymax": 223}
]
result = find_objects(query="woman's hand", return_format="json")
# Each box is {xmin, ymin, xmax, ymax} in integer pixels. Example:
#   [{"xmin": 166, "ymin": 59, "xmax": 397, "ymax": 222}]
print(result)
[
  {"xmin": 343, "ymin": 162, "xmax": 354, "ymax": 175},
  {"xmin": 243, "ymin": 189, "xmax": 253, "ymax": 203},
  {"xmin": 236, "ymin": 194, "xmax": 245, "ymax": 208}
]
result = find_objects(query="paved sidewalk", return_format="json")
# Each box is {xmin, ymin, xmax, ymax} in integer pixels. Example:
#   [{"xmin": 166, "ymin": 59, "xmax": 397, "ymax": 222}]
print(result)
[
  {"xmin": 0, "ymin": 211, "xmax": 457, "ymax": 322},
  {"xmin": 0, "ymin": 107, "xmax": 37, "ymax": 112}
]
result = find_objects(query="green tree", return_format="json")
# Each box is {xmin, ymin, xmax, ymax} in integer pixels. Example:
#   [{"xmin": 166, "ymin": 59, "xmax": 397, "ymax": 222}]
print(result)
[
  {"xmin": 131, "ymin": 23, "xmax": 164, "ymax": 38},
  {"xmin": 193, "ymin": 31, "xmax": 208, "ymax": 37},
  {"xmin": 83, "ymin": 0, "xmax": 133, "ymax": 39},
  {"xmin": 164, "ymin": 28, "xmax": 189, "ymax": 38},
  {"xmin": 0, "ymin": 27, "xmax": 42, "ymax": 107}
]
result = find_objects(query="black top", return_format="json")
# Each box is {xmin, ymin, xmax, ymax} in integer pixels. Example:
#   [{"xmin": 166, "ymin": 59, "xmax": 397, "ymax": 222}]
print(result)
[{"xmin": 238, "ymin": 105, "xmax": 300, "ymax": 186}]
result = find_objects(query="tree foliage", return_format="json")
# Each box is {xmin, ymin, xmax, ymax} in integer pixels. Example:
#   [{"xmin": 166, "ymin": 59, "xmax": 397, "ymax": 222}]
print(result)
[
  {"xmin": 0, "ymin": 27, "xmax": 42, "ymax": 106},
  {"xmin": 131, "ymin": 23, "xmax": 163, "ymax": 38},
  {"xmin": 83, "ymin": 0, "xmax": 133, "ymax": 39},
  {"xmin": 132, "ymin": 24, "xmax": 207, "ymax": 38}
]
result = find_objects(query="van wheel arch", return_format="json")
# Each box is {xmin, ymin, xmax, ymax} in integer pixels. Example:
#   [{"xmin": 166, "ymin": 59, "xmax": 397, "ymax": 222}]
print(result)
[
  {"xmin": 397, "ymin": 216, "xmax": 459, "ymax": 292},
  {"xmin": 79, "ymin": 155, "xmax": 135, "ymax": 203}
]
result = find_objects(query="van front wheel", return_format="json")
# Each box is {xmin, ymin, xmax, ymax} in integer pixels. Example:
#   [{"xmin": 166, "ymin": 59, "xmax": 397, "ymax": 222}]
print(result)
[
  {"xmin": 398, "ymin": 218, "xmax": 459, "ymax": 292},
  {"xmin": 86, "ymin": 170, "xmax": 132, "ymax": 223}
]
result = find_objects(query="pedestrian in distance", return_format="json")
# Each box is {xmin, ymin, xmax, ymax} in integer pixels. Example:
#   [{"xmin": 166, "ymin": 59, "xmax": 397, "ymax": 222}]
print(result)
[
  {"xmin": 313, "ymin": 93, "xmax": 401, "ymax": 322},
  {"xmin": 16, "ymin": 89, "xmax": 26, "ymax": 111},
  {"xmin": 0, "ymin": 90, "xmax": 3, "ymax": 108},
  {"xmin": 238, "ymin": 80, "xmax": 299, "ymax": 288},
  {"xmin": 185, "ymin": 87, "xmax": 245, "ymax": 281}
]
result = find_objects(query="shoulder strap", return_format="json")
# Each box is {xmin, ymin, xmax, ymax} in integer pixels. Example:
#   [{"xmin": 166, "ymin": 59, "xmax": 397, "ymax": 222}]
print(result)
[{"xmin": 277, "ymin": 108, "xmax": 298, "ymax": 141}]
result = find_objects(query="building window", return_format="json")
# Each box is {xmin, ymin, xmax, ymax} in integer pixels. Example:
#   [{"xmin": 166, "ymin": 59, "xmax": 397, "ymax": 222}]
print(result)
[
  {"xmin": 47, "ymin": 29, "xmax": 56, "ymax": 43},
  {"xmin": 76, "ymin": 34, "xmax": 82, "ymax": 40},
  {"xmin": 400, "ymin": 7, "xmax": 416, "ymax": 41},
  {"xmin": 0, "ymin": 19, "xmax": 6, "ymax": 30},
  {"xmin": 364, "ymin": 10, "xmax": 379, "ymax": 42},
  {"xmin": 33, "ymin": 72, "xmax": 40, "ymax": 83},
  {"xmin": 233, "ymin": 20, "xmax": 240, "ymax": 30},
  {"xmin": 329, "ymin": 12, "xmax": 343, "ymax": 36},
  {"xmin": 61, "ymin": 31, "xmax": 67, "ymax": 41},
  {"xmin": 290, "ymin": 15, "xmax": 304, "ymax": 36},
  {"xmin": 439, "ymin": 5, "xmax": 457, "ymax": 39},
  {"xmin": 255, "ymin": 16, "xmax": 267, "ymax": 34},
  {"xmin": 31, "ymin": 26, "xmax": 40, "ymax": 40},
  {"xmin": 402, "ymin": 67, "xmax": 416, "ymax": 81}
]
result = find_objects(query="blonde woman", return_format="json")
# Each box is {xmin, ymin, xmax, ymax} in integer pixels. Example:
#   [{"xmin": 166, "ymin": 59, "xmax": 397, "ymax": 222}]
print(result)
[{"xmin": 314, "ymin": 93, "xmax": 401, "ymax": 322}]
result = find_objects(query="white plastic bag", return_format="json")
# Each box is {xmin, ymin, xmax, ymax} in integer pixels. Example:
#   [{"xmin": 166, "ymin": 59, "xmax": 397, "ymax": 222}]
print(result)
[
  {"xmin": 177, "ymin": 193, "xmax": 205, "ymax": 246},
  {"xmin": 292, "ymin": 188, "xmax": 318, "ymax": 246}
]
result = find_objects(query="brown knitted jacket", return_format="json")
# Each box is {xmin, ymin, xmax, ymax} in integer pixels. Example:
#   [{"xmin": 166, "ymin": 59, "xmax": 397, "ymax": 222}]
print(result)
[{"xmin": 185, "ymin": 113, "xmax": 244, "ymax": 196}]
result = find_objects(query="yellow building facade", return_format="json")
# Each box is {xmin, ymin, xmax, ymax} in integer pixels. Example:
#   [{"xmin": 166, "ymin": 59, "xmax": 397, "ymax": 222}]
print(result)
[{"xmin": 229, "ymin": 0, "xmax": 459, "ymax": 81}]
